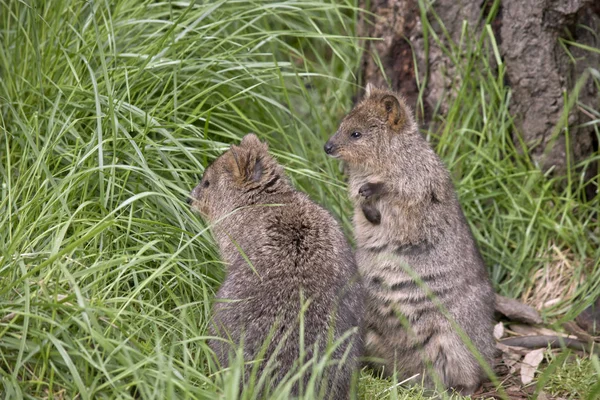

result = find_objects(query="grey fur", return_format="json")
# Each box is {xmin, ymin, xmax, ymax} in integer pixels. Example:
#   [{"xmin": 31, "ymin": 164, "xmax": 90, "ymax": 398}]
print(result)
[
  {"xmin": 324, "ymin": 86, "xmax": 495, "ymax": 395},
  {"xmin": 190, "ymin": 134, "xmax": 364, "ymax": 398}
]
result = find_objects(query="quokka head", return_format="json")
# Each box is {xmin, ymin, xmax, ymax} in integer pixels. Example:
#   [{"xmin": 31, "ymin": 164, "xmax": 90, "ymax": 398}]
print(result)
[
  {"xmin": 189, "ymin": 134, "xmax": 286, "ymax": 221},
  {"xmin": 324, "ymin": 84, "xmax": 417, "ymax": 166}
]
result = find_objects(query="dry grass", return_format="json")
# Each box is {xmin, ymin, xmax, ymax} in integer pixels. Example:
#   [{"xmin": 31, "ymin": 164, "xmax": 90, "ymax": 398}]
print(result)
[{"xmin": 521, "ymin": 245, "xmax": 588, "ymax": 315}]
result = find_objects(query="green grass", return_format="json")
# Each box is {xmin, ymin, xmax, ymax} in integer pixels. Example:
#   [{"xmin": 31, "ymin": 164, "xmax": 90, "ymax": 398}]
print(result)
[
  {"xmin": 540, "ymin": 352, "xmax": 600, "ymax": 399},
  {"xmin": 0, "ymin": 0, "xmax": 599, "ymax": 398}
]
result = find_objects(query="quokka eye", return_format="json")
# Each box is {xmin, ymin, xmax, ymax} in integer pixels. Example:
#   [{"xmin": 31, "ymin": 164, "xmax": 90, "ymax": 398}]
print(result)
[
  {"xmin": 203, "ymin": 180, "xmax": 210, "ymax": 188},
  {"xmin": 351, "ymin": 131, "xmax": 362, "ymax": 139}
]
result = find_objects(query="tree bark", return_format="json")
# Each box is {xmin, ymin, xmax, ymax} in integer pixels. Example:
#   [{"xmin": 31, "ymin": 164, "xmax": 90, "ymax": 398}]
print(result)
[{"xmin": 359, "ymin": 0, "xmax": 599, "ymax": 186}]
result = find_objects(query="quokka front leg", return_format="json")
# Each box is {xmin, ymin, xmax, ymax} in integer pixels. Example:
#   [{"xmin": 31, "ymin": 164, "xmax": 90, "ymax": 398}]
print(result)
[{"xmin": 359, "ymin": 182, "xmax": 386, "ymax": 225}]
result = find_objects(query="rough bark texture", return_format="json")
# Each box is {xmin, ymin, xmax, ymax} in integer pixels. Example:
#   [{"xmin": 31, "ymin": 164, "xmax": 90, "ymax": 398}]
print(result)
[
  {"xmin": 360, "ymin": 0, "xmax": 600, "ymax": 181},
  {"xmin": 501, "ymin": 0, "xmax": 599, "ymax": 177}
]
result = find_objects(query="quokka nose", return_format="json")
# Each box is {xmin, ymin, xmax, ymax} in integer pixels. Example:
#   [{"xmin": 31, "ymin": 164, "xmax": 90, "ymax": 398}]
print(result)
[
  {"xmin": 324, "ymin": 141, "xmax": 334, "ymax": 154},
  {"xmin": 186, "ymin": 197, "xmax": 192, "ymax": 205}
]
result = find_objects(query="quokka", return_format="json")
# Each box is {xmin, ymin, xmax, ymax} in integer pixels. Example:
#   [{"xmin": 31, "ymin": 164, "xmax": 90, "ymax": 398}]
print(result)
[
  {"xmin": 324, "ymin": 85, "xmax": 496, "ymax": 395},
  {"xmin": 189, "ymin": 134, "xmax": 364, "ymax": 398}
]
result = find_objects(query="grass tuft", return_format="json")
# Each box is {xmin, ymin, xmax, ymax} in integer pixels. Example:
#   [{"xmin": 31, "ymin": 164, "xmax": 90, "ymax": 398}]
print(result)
[
  {"xmin": 0, "ymin": 1, "xmax": 361, "ymax": 397},
  {"xmin": 1, "ymin": 0, "xmax": 598, "ymax": 398}
]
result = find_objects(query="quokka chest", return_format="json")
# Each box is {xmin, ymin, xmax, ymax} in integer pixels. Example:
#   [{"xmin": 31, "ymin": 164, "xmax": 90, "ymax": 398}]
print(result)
[{"xmin": 359, "ymin": 249, "xmax": 458, "ymax": 310}]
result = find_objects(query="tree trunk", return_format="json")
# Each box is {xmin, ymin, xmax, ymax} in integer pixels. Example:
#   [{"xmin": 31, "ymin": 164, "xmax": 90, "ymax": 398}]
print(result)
[{"xmin": 359, "ymin": 0, "xmax": 599, "ymax": 188}]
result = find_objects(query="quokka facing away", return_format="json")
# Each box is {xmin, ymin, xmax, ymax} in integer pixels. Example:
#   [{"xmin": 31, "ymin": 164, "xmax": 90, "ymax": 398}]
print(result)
[
  {"xmin": 189, "ymin": 134, "xmax": 364, "ymax": 398},
  {"xmin": 324, "ymin": 85, "xmax": 496, "ymax": 395}
]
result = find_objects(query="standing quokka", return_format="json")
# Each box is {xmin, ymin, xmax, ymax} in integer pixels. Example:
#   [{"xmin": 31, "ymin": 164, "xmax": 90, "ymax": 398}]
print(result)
[
  {"xmin": 324, "ymin": 85, "xmax": 495, "ymax": 395},
  {"xmin": 189, "ymin": 134, "xmax": 363, "ymax": 398}
]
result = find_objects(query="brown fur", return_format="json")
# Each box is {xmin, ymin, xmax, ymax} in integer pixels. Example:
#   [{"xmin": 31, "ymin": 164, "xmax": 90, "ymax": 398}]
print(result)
[
  {"xmin": 190, "ymin": 134, "xmax": 364, "ymax": 398},
  {"xmin": 324, "ymin": 85, "xmax": 495, "ymax": 395}
]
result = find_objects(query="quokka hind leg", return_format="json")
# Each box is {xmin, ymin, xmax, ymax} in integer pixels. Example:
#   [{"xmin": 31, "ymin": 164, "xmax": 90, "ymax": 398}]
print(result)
[{"xmin": 428, "ymin": 338, "xmax": 484, "ymax": 396}]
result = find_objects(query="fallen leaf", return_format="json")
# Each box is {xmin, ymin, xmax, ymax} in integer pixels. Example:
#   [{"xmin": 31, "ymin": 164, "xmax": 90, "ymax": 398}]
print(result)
[
  {"xmin": 1, "ymin": 312, "xmax": 16, "ymax": 322},
  {"xmin": 503, "ymin": 356, "xmax": 520, "ymax": 374},
  {"xmin": 494, "ymin": 322, "xmax": 505, "ymax": 340},
  {"xmin": 543, "ymin": 298, "xmax": 561, "ymax": 308},
  {"xmin": 521, "ymin": 348, "xmax": 545, "ymax": 385},
  {"xmin": 537, "ymin": 391, "xmax": 549, "ymax": 400},
  {"xmin": 496, "ymin": 342, "xmax": 530, "ymax": 356}
]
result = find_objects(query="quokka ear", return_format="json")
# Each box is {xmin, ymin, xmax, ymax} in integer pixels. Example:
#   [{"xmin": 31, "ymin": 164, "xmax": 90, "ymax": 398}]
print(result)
[
  {"xmin": 380, "ymin": 94, "xmax": 401, "ymax": 127},
  {"xmin": 239, "ymin": 133, "xmax": 269, "ymax": 151},
  {"xmin": 226, "ymin": 145, "xmax": 264, "ymax": 183},
  {"xmin": 250, "ymin": 157, "xmax": 264, "ymax": 182},
  {"xmin": 365, "ymin": 82, "xmax": 376, "ymax": 98}
]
